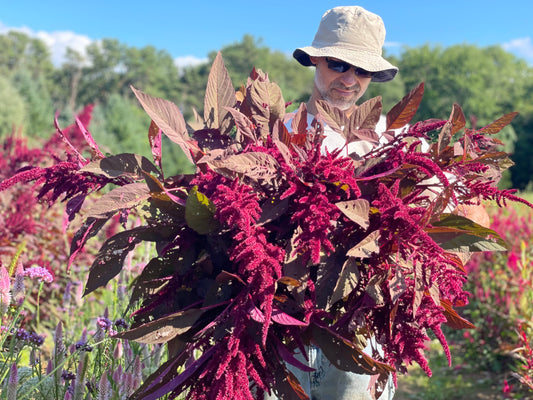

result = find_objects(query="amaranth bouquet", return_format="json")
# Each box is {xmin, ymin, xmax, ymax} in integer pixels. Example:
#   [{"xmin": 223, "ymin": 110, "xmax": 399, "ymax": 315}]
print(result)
[{"xmin": 2, "ymin": 53, "xmax": 531, "ymax": 400}]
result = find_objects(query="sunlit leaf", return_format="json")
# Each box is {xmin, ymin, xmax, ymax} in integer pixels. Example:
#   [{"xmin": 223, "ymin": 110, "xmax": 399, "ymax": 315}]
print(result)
[
  {"xmin": 441, "ymin": 299, "xmax": 475, "ymax": 329},
  {"xmin": 450, "ymin": 103, "xmax": 466, "ymax": 135},
  {"xmin": 204, "ymin": 52, "xmax": 236, "ymax": 136},
  {"xmin": 206, "ymin": 152, "xmax": 280, "ymax": 182},
  {"xmin": 114, "ymin": 308, "xmax": 204, "ymax": 344},
  {"xmin": 84, "ymin": 182, "xmax": 151, "ymax": 219},
  {"xmin": 148, "ymin": 120, "xmax": 163, "ymax": 171},
  {"xmin": 386, "ymin": 82, "xmax": 424, "ymax": 129},
  {"xmin": 335, "ymin": 199, "xmax": 370, "ymax": 229},
  {"xmin": 429, "ymin": 213, "xmax": 507, "ymax": 250},
  {"xmin": 185, "ymin": 186, "xmax": 217, "ymax": 235},
  {"xmin": 315, "ymin": 100, "xmax": 346, "ymax": 134},
  {"xmin": 346, "ymin": 230, "xmax": 380, "ymax": 258},
  {"xmin": 80, "ymin": 153, "xmax": 161, "ymax": 179},
  {"xmin": 477, "ymin": 111, "xmax": 519, "ymax": 135},
  {"xmin": 349, "ymin": 95, "xmax": 382, "ymax": 131},
  {"xmin": 131, "ymin": 86, "xmax": 198, "ymax": 164}
]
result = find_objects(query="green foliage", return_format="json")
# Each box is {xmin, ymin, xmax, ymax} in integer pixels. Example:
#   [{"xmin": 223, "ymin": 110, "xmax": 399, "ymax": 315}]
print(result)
[
  {"xmin": 1, "ymin": 30, "xmax": 533, "ymax": 189},
  {"xmin": 0, "ymin": 75, "xmax": 27, "ymax": 136},
  {"xmin": 12, "ymin": 69, "xmax": 55, "ymax": 138}
]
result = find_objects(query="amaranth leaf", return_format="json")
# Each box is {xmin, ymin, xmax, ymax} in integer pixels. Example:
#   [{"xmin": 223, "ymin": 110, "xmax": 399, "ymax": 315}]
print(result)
[
  {"xmin": 328, "ymin": 257, "xmax": 362, "ymax": 309},
  {"xmin": 185, "ymin": 186, "xmax": 218, "ymax": 235},
  {"xmin": 84, "ymin": 182, "xmax": 151, "ymax": 219},
  {"xmin": 428, "ymin": 213, "xmax": 508, "ymax": 252},
  {"xmin": 348, "ymin": 96, "xmax": 382, "ymax": 132},
  {"xmin": 80, "ymin": 153, "xmax": 161, "ymax": 179},
  {"xmin": 113, "ymin": 308, "xmax": 204, "ymax": 344},
  {"xmin": 206, "ymin": 152, "xmax": 281, "ymax": 182},
  {"xmin": 386, "ymin": 82, "xmax": 424, "ymax": 130},
  {"xmin": 84, "ymin": 226, "xmax": 160, "ymax": 295},
  {"xmin": 204, "ymin": 52, "xmax": 236, "ymax": 136},
  {"xmin": 346, "ymin": 230, "xmax": 380, "ymax": 258},
  {"xmin": 477, "ymin": 111, "xmax": 518, "ymax": 135},
  {"xmin": 311, "ymin": 324, "xmax": 394, "ymax": 375},
  {"xmin": 131, "ymin": 86, "xmax": 199, "ymax": 164},
  {"xmin": 335, "ymin": 199, "xmax": 370, "ymax": 229}
]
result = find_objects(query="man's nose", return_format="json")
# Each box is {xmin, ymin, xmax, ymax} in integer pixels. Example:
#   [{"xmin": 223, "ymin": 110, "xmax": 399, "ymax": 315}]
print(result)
[{"xmin": 339, "ymin": 69, "xmax": 358, "ymax": 86}]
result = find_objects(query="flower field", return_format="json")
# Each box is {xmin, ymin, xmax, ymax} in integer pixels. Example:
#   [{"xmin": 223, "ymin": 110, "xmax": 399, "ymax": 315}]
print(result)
[{"xmin": 397, "ymin": 198, "xmax": 533, "ymax": 399}]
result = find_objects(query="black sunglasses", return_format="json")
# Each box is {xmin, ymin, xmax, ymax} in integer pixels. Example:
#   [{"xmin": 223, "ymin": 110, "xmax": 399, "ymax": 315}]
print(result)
[{"xmin": 325, "ymin": 58, "xmax": 374, "ymax": 78}]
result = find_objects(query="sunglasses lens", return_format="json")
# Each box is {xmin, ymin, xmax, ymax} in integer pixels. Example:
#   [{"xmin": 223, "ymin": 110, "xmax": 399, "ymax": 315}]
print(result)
[
  {"xmin": 326, "ymin": 58, "xmax": 350, "ymax": 73},
  {"xmin": 325, "ymin": 58, "xmax": 373, "ymax": 78},
  {"xmin": 354, "ymin": 68, "xmax": 373, "ymax": 78}
]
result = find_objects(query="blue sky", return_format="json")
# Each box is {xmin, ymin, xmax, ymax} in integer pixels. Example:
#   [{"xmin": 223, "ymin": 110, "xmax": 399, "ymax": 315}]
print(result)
[{"xmin": 1, "ymin": 0, "xmax": 533, "ymax": 67}]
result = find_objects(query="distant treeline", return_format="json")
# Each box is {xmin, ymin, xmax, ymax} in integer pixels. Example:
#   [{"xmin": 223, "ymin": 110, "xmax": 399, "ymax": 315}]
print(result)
[{"xmin": 1, "ymin": 31, "xmax": 532, "ymax": 188}]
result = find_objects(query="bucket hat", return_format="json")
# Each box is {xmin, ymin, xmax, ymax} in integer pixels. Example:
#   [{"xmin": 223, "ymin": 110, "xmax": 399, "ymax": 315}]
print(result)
[{"xmin": 293, "ymin": 6, "xmax": 398, "ymax": 82}]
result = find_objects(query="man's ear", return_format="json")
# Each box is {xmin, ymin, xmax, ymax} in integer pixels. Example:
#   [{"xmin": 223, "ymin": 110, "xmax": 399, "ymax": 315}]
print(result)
[{"xmin": 309, "ymin": 56, "xmax": 318, "ymax": 66}]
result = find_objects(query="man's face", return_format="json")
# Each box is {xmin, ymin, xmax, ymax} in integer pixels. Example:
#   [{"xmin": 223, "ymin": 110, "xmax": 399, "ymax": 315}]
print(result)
[{"xmin": 311, "ymin": 56, "xmax": 373, "ymax": 111}]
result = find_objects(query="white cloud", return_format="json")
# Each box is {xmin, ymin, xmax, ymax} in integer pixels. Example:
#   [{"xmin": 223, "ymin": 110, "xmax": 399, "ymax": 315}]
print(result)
[
  {"xmin": 502, "ymin": 37, "xmax": 533, "ymax": 64},
  {"xmin": 174, "ymin": 55, "xmax": 208, "ymax": 69},
  {"xmin": 0, "ymin": 21, "xmax": 93, "ymax": 66}
]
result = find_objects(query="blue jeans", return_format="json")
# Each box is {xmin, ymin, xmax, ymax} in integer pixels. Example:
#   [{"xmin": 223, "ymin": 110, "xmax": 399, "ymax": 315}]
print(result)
[{"xmin": 265, "ymin": 340, "xmax": 395, "ymax": 400}]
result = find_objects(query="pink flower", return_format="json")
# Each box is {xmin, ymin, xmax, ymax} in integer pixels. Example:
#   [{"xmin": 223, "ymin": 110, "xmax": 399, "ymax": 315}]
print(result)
[
  {"xmin": 22, "ymin": 266, "xmax": 54, "ymax": 283},
  {"xmin": 0, "ymin": 266, "xmax": 11, "ymax": 314},
  {"xmin": 503, "ymin": 379, "xmax": 512, "ymax": 397}
]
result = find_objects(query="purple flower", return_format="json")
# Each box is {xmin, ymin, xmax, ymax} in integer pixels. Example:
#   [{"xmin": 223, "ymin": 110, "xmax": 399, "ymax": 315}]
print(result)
[
  {"xmin": 22, "ymin": 266, "xmax": 54, "ymax": 283},
  {"xmin": 61, "ymin": 371, "xmax": 76, "ymax": 381},
  {"xmin": 96, "ymin": 316, "xmax": 112, "ymax": 330},
  {"xmin": 7, "ymin": 363, "xmax": 18, "ymax": 400},
  {"xmin": 114, "ymin": 318, "xmax": 128, "ymax": 329},
  {"xmin": 15, "ymin": 328, "xmax": 29, "ymax": 341},
  {"xmin": 28, "ymin": 332, "xmax": 45, "ymax": 347}
]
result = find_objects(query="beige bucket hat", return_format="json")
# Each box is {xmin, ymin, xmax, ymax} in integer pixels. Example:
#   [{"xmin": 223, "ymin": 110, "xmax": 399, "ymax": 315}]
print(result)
[{"xmin": 293, "ymin": 6, "xmax": 398, "ymax": 82}]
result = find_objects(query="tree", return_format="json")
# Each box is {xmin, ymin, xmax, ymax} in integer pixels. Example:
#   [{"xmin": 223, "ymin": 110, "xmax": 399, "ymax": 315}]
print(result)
[
  {"xmin": 0, "ymin": 76, "xmax": 27, "ymax": 137},
  {"xmin": 12, "ymin": 69, "xmax": 55, "ymax": 138}
]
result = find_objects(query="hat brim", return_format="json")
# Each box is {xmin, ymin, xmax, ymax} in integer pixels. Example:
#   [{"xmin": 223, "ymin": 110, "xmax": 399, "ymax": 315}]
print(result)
[{"xmin": 293, "ymin": 47, "xmax": 398, "ymax": 83}]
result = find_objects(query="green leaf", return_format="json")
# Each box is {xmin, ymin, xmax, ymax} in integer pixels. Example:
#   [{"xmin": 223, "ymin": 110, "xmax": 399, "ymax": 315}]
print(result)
[
  {"xmin": 428, "ymin": 213, "xmax": 508, "ymax": 252},
  {"xmin": 185, "ymin": 186, "xmax": 218, "ymax": 235},
  {"xmin": 113, "ymin": 308, "xmax": 204, "ymax": 344},
  {"xmin": 204, "ymin": 52, "xmax": 236, "ymax": 136},
  {"xmin": 80, "ymin": 153, "xmax": 161, "ymax": 179},
  {"xmin": 84, "ymin": 182, "xmax": 151, "ymax": 219}
]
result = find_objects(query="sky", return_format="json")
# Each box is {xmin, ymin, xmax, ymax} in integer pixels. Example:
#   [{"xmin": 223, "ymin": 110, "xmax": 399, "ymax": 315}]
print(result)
[{"xmin": 1, "ymin": 0, "xmax": 533, "ymax": 68}]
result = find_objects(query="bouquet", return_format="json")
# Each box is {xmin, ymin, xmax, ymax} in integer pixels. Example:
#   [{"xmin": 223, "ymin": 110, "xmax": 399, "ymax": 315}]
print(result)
[{"xmin": 2, "ymin": 53, "xmax": 530, "ymax": 400}]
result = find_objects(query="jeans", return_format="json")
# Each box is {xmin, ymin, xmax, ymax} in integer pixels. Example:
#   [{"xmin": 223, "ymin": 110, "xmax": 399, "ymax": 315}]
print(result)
[{"xmin": 264, "ymin": 339, "xmax": 395, "ymax": 400}]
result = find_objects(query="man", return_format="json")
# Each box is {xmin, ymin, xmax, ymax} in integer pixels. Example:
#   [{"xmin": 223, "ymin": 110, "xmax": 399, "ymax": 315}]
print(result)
[
  {"xmin": 267, "ymin": 6, "xmax": 398, "ymax": 400},
  {"xmin": 294, "ymin": 5, "xmax": 398, "ymax": 159}
]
